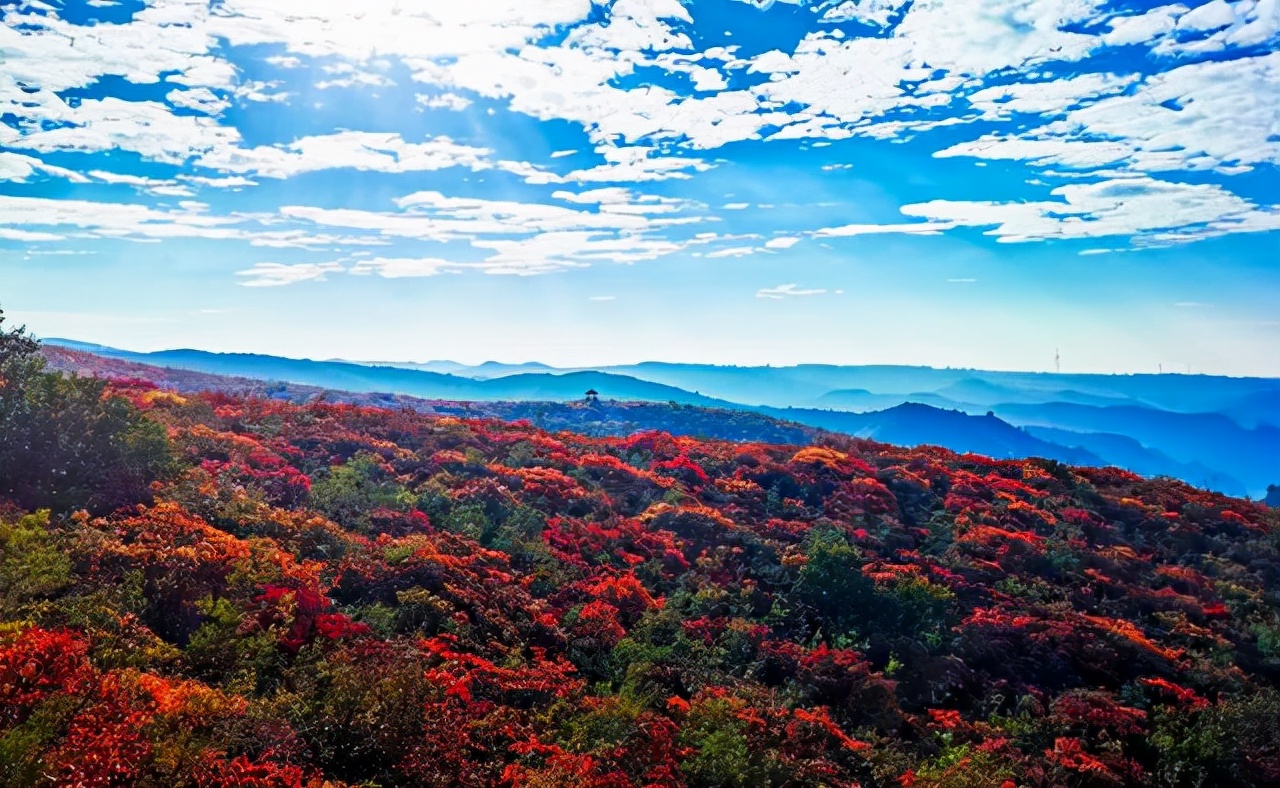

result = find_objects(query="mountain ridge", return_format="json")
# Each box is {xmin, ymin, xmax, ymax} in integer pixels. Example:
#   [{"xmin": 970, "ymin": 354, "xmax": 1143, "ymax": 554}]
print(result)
[{"xmin": 40, "ymin": 341, "xmax": 1264, "ymax": 498}]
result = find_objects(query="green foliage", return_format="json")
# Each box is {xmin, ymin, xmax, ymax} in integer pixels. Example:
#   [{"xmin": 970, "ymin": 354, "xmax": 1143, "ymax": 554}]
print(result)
[
  {"xmin": 794, "ymin": 525, "xmax": 874, "ymax": 637},
  {"xmin": 1251, "ymin": 619, "xmax": 1280, "ymax": 659},
  {"xmin": 0, "ymin": 511, "xmax": 72, "ymax": 611},
  {"xmin": 0, "ymin": 694, "xmax": 79, "ymax": 788},
  {"xmin": 0, "ymin": 312, "xmax": 174, "ymax": 514},
  {"xmin": 309, "ymin": 451, "xmax": 412, "ymax": 532},
  {"xmin": 913, "ymin": 746, "xmax": 1019, "ymax": 788},
  {"xmin": 876, "ymin": 575, "xmax": 956, "ymax": 645},
  {"xmin": 679, "ymin": 697, "xmax": 758, "ymax": 787},
  {"xmin": 1151, "ymin": 688, "xmax": 1280, "ymax": 787},
  {"xmin": 441, "ymin": 502, "xmax": 495, "ymax": 543},
  {"xmin": 184, "ymin": 595, "xmax": 277, "ymax": 691},
  {"xmin": 557, "ymin": 693, "xmax": 644, "ymax": 754}
]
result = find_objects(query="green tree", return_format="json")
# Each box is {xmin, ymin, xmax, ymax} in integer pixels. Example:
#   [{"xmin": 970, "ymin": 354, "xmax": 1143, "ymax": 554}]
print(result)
[
  {"xmin": 793, "ymin": 525, "xmax": 876, "ymax": 639},
  {"xmin": 0, "ymin": 309, "xmax": 173, "ymax": 514},
  {"xmin": 310, "ymin": 451, "xmax": 413, "ymax": 532}
]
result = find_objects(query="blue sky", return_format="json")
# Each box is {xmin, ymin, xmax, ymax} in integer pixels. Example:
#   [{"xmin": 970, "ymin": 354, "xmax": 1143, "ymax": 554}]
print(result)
[{"xmin": 1, "ymin": 0, "xmax": 1277, "ymax": 375}]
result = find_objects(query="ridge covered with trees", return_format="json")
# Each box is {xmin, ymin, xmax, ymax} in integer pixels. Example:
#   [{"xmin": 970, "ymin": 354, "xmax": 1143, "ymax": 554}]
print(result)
[{"xmin": 3, "ymin": 312, "xmax": 1279, "ymax": 787}]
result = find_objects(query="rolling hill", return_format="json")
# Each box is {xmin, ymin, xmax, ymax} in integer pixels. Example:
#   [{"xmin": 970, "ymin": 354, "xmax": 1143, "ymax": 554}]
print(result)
[
  {"xmin": 994, "ymin": 402, "xmax": 1280, "ymax": 499},
  {"xmin": 3, "ymin": 352, "xmax": 1279, "ymax": 787},
  {"xmin": 41, "ymin": 339, "xmax": 1278, "ymax": 497}
]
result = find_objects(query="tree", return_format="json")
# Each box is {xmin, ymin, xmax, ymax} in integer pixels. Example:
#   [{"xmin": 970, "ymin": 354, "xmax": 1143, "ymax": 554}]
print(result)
[
  {"xmin": 0, "ymin": 310, "xmax": 42, "ymax": 440},
  {"xmin": 0, "ymin": 308, "xmax": 173, "ymax": 514}
]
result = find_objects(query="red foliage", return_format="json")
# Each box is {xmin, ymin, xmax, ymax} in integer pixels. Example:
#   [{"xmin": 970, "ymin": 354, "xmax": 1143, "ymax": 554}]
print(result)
[
  {"xmin": 1139, "ymin": 677, "xmax": 1210, "ymax": 710},
  {"xmin": 196, "ymin": 755, "xmax": 305, "ymax": 788},
  {"xmin": 3, "ymin": 383, "xmax": 1276, "ymax": 787},
  {"xmin": 52, "ymin": 674, "xmax": 155, "ymax": 788},
  {"xmin": 0, "ymin": 627, "xmax": 91, "ymax": 729}
]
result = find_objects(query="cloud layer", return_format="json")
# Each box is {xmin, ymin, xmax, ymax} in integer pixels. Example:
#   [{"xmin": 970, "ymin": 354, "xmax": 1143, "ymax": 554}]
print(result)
[{"xmin": 1, "ymin": 0, "xmax": 1277, "ymax": 282}]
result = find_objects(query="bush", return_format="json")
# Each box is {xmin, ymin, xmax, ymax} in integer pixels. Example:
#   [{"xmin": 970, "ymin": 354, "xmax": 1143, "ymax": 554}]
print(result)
[{"xmin": 0, "ymin": 510, "xmax": 72, "ymax": 610}]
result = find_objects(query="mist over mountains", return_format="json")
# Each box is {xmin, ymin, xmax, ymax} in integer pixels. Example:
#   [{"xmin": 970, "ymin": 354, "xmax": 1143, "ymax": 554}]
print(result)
[{"xmin": 44, "ymin": 339, "xmax": 1280, "ymax": 499}]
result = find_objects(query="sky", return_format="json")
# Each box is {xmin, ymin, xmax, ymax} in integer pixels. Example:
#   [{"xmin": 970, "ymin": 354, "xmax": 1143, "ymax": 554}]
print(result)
[{"xmin": 1, "ymin": 0, "xmax": 1277, "ymax": 375}]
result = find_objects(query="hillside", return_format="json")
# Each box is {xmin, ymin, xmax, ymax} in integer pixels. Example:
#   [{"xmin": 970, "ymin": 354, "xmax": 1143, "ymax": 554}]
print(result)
[
  {"xmin": 39, "ymin": 344, "xmax": 822, "ymax": 445},
  {"xmin": 43, "ymin": 340, "xmax": 1275, "ymax": 497},
  {"xmin": 993, "ymin": 402, "xmax": 1280, "ymax": 499},
  {"xmin": 4, "ymin": 338, "xmax": 1280, "ymax": 787},
  {"xmin": 758, "ymin": 403, "xmax": 1106, "ymax": 468},
  {"xmin": 44, "ymin": 344, "xmax": 1261, "ymax": 497},
  {"xmin": 39, "ymin": 345, "xmax": 1093, "ymax": 466},
  {"xmin": 40, "ymin": 341, "xmax": 732, "ymax": 407}
]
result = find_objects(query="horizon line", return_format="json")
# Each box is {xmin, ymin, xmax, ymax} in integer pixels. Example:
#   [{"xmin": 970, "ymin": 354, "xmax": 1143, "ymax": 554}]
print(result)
[{"xmin": 37, "ymin": 335, "xmax": 1280, "ymax": 381}]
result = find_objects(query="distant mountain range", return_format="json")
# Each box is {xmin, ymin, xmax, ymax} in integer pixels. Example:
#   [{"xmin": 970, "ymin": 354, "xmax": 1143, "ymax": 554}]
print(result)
[{"xmin": 42, "ymin": 338, "xmax": 1280, "ymax": 498}]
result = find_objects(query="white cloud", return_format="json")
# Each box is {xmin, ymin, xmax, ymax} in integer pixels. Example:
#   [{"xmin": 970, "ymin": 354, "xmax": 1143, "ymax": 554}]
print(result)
[
  {"xmin": 756, "ymin": 283, "xmax": 829, "ymax": 299},
  {"xmin": 819, "ymin": 0, "xmax": 910, "ymax": 28},
  {"xmin": 814, "ymin": 221, "xmax": 955, "ymax": 237},
  {"xmin": 0, "ymin": 228, "xmax": 65, "ymax": 242},
  {"xmin": 196, "ymin": 131, "xmax": 496, "ymax": 179},
  {"xmin": 550, "ymin": 187, "xmax": 696, "ymax": 214},
  {"xmin": 315, "ymin": 62, "xmax": 394, "ymax": 90},
  {"xmin": 963, "ymin": 72, "xmax": 1136, "ymax": 121},
  {"xmin": 236, "ymin": 261, "xmax": 345, "ymax": 287},
  {"xmin": 552, "ymin": 187, "xmax": 636, "ymax": 205},
  {"xmin": 0, "ymin": 194, "xmax": 245, "ymax": 241},
  {"xmin": 688, "ymin": 65, "xmax": 728, "ymax": 91},
  {"xmin": 177, "ymin": 175, "xmax": 259, "ymax": 189},
  {"xmin": 3, "ymin": 97, "xmax": 242, "ymax": 165},
  {"xmin": 848, "ymin": 176, "xmax": 1280, "ymax": 244},
  {"xmin": 764, "ymin": 236, "xmax": 800, "ymax": 249},
  {"xmin": 473, "ymin": 230, "xmax": 682, "ymax": 273},
  {"xmin": 166, "ymin": 87, "xmax": 232, "ymax": 116},
  {"xmin": 0, "ymin": 0, "xmax": 1275, "ymax": 259},
  {"xmin": 245, "ymin": 231, "xmax": 393, "ymax": 250},
  {"xmin": 348, "ymin": 257, "xmax": 463, "ymax": 278},
  {"xmin": 1103, "ymin": 5, "xmax": 1187, "ymax": 46},
  {"xmin": 563, "ymin": 146, "xmax": 715, "ymax": 183},
  {"xmin": 89, "ymin": 170, "xmax": 197, "ymax": 197},
  {"xmin": 392, "ymin": 190, "xmax": 654, "ymax": 232},
  {"xmin": 0, "ymin": 2, "xmax": 230, "ymax": 96},
  {"xmin": 208, "ymin": 0, "xmax": 595, "ymax": 61},
  {"xmin": 0, "ymin": 6, "xmax": 521, "ymax": 184},
  {"xmin": 234, "ymin": 80, "xmax": 290, "ymax": 103},
  {"xmin": 1176, "ymin": 0, "xmax": 1238, "ymax": 31},
  {"xmin": 0, "ymin": 152, "xmax": 89, "ymax": 183},
  {"xmin": 706, "ymin": 246, "xmax": 760, "ymax": 258},
  {"xmin": 937, "ymin": 54, "xmax": 1280, "ymax": 176},
  {"xmin": 416, "ymin": 93, "xmax": 474, "ymax": 111},
  {"xmin": 271, "ymin": 185, "xmax": 704, "ymax": 274},
  {"xmin": 264, "ymin": 55, "xmax": 303, "ymax": 69},
  {"xmin": 0, "ymin": 194, "xmax": 393, "ymax": 250},
  {"xmin": 730, "ymin": 0, "xmax": 804, "ymax": 10}
]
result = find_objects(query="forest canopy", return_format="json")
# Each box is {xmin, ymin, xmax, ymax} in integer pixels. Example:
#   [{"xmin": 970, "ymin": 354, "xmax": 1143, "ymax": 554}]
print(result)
[{"xmin": 0, "ymin": 322, "xmax": 1278, "ymax": 787}]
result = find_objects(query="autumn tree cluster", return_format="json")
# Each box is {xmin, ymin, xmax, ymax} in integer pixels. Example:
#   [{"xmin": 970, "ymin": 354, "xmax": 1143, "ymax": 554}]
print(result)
[{"xmin": 2, "ymin": 321, "xmax": 1279, "ymax": 787}]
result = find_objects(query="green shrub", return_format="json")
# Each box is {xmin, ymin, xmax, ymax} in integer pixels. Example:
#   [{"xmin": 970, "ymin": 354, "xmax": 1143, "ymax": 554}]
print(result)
[{"xmin": 0, "ymin": 510, "xmax": 72, "ymax": 612}]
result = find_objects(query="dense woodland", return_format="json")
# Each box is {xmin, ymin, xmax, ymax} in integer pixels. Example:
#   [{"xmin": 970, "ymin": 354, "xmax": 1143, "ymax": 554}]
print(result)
[{"xmin": 2, "ymin": 311, "xmax": 1279, "ymax": 788}]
